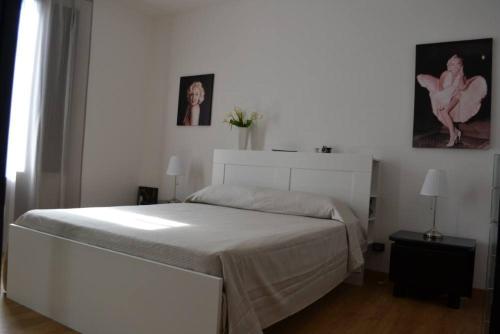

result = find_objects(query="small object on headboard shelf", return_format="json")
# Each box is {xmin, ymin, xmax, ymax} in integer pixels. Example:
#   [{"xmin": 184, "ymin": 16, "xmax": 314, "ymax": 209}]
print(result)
[
  {"xmin": 271, "ymin": 149, "xmax": 298, "ymax": 152},
  {"xmin": 137, "ymin": 186, "xmax": 158, "ymax": 205},
  {"xmin": 315, "ymin": 146, "xmax": 334, "ymax": 153},
  {"xmin": 271, "ymin": 145, "xmax": 298, "ymax": 152}
]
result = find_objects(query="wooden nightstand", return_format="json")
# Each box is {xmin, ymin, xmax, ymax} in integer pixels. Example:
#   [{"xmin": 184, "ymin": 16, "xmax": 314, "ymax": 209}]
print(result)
[{"xmin": 389, "ymin": 230, "xmax": 476, "ymax": 309}]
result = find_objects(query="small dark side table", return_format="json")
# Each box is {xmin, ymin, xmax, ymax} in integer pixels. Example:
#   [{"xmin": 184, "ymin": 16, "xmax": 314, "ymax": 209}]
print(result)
[{"xmin": 389, "ymin": 230, "xmax": 476, "ymax": 309}]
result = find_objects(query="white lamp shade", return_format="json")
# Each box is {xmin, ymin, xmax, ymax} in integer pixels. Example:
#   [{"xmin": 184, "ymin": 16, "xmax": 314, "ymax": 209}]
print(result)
[
  {"xmin": 166, "ymin": 156, "xmax": 183, "ymax": 176},
  {"xmin": 420, "ymin": 169, "xmax": 447, "ymax": 197}
]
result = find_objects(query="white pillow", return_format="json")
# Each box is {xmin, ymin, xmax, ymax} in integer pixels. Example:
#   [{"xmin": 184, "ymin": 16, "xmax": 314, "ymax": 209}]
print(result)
[{"xmin": 185, "ymin": 184, "xmax": 357, "ymax": 222}]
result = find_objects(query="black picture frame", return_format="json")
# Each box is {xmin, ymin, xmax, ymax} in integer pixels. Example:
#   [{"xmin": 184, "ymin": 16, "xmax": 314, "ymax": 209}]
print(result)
[
  {"xmin": 137, "ymin": 186, "xmax": 158, "ymax": 205},
  {"xmin": 413, "ymin": 38, "xmax": 492, "ymax": 149},
  {"xmin": 177, "ymin": 74, "xmax": 214, "ymax": 126}
]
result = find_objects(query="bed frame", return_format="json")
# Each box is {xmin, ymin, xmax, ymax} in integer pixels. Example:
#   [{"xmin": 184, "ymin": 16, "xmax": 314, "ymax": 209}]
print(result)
[{"xmin": 7, "ymin": 149, "xmax": 376, "ymax": 334}]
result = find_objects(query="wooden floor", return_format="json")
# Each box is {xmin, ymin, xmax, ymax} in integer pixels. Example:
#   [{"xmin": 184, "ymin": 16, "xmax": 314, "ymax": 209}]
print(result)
[
  {"xmin": 265, "ymin": 271, "xmax": 486, "ymax": 334},
  {"xmin": 0, "ymin": 296, "xmax": 75, "ymax": 334},
  {"xmin": 0, "ymin": 271, "xmax": 485, "ymax": 334}
]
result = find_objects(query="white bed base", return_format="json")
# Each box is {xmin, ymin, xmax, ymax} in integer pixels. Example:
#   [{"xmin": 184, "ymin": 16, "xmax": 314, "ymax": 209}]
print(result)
[
  {"xmin": 8, "ymin": 225, "xmax": 223, "ymax": 334},
  {"xmin": 7, "ymin": 149, "xmax": 375, "ymax": 334}
]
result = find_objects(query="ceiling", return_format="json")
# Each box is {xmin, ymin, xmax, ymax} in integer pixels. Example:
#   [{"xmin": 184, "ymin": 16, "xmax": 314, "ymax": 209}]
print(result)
[{"xmin": 140, "ymin": 0, "xmax": 229, "ymax": 15}]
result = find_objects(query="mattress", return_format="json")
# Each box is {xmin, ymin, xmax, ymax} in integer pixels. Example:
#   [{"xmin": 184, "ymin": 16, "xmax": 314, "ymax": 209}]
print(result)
[{"xmin": 15, "ymin": 203, "xmax": 363, "ymax": 333}]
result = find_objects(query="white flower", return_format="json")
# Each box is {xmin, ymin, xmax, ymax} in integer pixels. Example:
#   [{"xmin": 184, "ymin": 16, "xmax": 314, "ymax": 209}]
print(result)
[{"xmin": 224, "ymin": 107, "xmax": 263, "ymax": 128}]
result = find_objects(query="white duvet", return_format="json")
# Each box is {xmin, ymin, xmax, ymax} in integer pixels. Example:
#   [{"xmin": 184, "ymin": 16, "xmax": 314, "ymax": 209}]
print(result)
[{"xmin": 15, "ymin": 202, "xmax": 364, "ymax": 334}]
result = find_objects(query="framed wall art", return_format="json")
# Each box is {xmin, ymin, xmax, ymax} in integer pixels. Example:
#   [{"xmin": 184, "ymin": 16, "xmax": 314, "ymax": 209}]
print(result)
[
  {"xmin": 177, "ymin": 74, "xmax": 214, "ymax": 126},
  {"xmin": 413, "ymin": 38, "xmax": 492, "ymax": 149}
]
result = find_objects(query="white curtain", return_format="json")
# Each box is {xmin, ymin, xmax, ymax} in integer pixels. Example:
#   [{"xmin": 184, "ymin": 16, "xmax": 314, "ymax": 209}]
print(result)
[
  {"xmin": 4, "ymin": 0, "xmax": 92, "ymax": 225},
  {"xmin": 5, "ymin": 0, "xmax": 43, "ymax": 228}
]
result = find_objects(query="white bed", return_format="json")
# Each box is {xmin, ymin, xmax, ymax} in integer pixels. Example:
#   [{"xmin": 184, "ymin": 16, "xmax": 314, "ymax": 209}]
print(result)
[{"xmin": 7, "ymin": 149, "xmax": 377, "ymax": 334}]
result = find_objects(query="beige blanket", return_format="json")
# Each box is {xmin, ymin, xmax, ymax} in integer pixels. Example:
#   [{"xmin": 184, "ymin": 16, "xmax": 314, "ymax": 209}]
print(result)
[{"xmin": 15, "ymin": 203, "xmax": 364, "ymax": 333}]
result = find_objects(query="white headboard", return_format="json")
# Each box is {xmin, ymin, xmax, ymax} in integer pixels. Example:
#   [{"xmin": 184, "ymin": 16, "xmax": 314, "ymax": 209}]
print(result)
[{"xmin": 211, "ymin": 149, "xmax": 375, "ymax": 235}]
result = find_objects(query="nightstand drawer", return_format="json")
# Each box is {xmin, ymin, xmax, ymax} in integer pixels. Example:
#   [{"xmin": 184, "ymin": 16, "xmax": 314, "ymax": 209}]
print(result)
[
  {"xmin": 389, "ymin": 230, "xmax": 476, "ymax": 307},
  {"xmin": 390, "ymin": 243, "xmax": 472, "ymax": 295}
]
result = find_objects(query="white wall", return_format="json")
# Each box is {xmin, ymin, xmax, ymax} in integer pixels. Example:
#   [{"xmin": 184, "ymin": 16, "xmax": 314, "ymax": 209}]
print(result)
[
  {"xmin": 81, "ymin": 0, "xmax": 162, "ymax": 206},
  {"xmin": 155, "ymin": 0, "xmax": 500, "ymax": 288}
]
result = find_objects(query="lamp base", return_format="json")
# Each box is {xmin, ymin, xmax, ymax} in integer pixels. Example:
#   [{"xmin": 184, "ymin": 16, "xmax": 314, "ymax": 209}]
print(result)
[{"xmin": 423, "ymin": 228, "xmax": 444, "ymax": 240}]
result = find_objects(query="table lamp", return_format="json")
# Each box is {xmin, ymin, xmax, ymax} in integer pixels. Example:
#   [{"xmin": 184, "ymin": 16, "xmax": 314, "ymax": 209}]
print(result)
[
  {"xmin": 166, "ymin": 156, "xmax": 183, "ymax": 202},
  {"xmin": 420, "ymin": 169, "xmax": 447, "ymax": 240}
]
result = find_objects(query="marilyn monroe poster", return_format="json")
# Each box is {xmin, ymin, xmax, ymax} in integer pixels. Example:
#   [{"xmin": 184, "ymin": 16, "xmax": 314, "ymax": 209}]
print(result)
[
  {"xmin": 413, "ymin": 38, "xmax": 492, "ymax": 149},
  {"xmin": 177, "ymin": 74, "xmax": 214, "ymax": 126}
]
